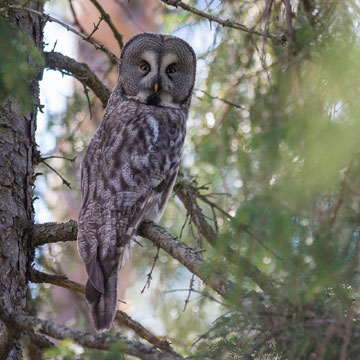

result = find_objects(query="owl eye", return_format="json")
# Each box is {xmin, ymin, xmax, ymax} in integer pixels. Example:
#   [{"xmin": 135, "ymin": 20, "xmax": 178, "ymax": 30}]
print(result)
[
  {"xmin": 139, "ymin": 61, "xmax": 150, "ymax": 73},
  {"xmin": 166, "ymin": 64, "xmax": 177, "ymax": 75}
]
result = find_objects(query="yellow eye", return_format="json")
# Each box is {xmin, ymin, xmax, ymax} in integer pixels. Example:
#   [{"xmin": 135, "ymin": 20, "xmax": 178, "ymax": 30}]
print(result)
[
  {"xmin": 140, "ymin": 62, "xmax": 150, "ymax": 72},
  {"xmin": 166, "ymin": 64, "xmax": 177, "ymax": 74}
]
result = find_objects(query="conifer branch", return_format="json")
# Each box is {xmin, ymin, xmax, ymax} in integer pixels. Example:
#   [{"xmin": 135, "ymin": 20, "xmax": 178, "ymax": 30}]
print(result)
[
  {"xmin": 29, "ymin": 269, "xmax": 177, "ymax": 354},
  {"xmin": 0, "ymin": 306, "xmax": 182, "ymax": 360},
  {"xmin": 3, "ymin": 5, "xmax": 119, "ymax": 63},
  {"xmin": 160, "ymin": 0, "xmax": 285, "ymax": 43},
  {"xmin": 44, "ymin": 52, "xmax": 111, "ymax": 108}
]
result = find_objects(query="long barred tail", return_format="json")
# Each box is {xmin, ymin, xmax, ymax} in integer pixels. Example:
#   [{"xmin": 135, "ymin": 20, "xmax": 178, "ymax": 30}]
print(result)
[{"xmin": 85, "ymin": 269, "xmax": 119, "ymax": 332}]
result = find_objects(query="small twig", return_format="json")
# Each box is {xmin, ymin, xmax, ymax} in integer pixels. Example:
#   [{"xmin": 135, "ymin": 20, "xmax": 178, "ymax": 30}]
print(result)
[
  {"xmin": 340, "ymin": 312, "xmax": 353, "ymax": 360},
  {"xmin": 132, "ymin": 237, "xmax": 144, "ymax": 247},
  {"xmin": 40, "ymin": 161, "xmax": 72, "ymax": 189},
  {"xmin": 89, "ymin": 0, "xmax": 124, "ymax": 50},
  {"xmin": 191, "ymin": 327, "xmax": 213, "ymax": 349},
  {"xmin": 26, "ymin": 331, "xmax": 55, "ymax": 349},
  {"xmin": 87, "ymin": 15, "xmax": 104, "ymax": 39},
  {"xmin": 329, "ymin": 158, "xmax": 354, "ymax": 227},
  {"xmin": 179, "ymin": 214, "xmax": 189, "ymax": 239},
  {"xmin": 244, "ymin": 330, "xmax": 283, "ymax": 359},
  {"xmin": 211, "ymin": 205, "xmax": 219, "ymax": 232},
  {"xmin": 82, "ymin": 83, "xmax": 93, "ymax": 119},
  {"xmin": 51, "ymin": 39, "xmax": 58, "ymax": 52},
  {"xmin": 253, "ymin": 0, "xmax": 274, "ymax": 28},
  {"xmin": 180, "ymin": 178, "xmax": 282, "ymax": 260},
  {"xmin": 282, "ymin": 0, "xmax": 293, "ymax": 44},
  {"xmin": 184, "ymin": 227, "xmax": 202, "ymax": 311},
  {"xmin": 4, "ymin": 5, "xmax": 119, "ymax": 64},
  {"xmin": 160, "ymin": 0, "xmax": 284, "ymax": 43},
  {"xmin": 183, "ymin": 274, "xmax": 195, "ymax": 312},
  {"xmin": 196, "ymin": 192, "xmax": 234, "ymax": 219},
  {"xmin": 42, "ymin": 155, "xmax": 76, "ymax": 162},
  {"xmin": 174, "ymin": 178, "xmax": 279, "ymax": 293},
  {"xmin": 29, "ymin": 269, "xmax": 176, "ymax": 354},
  {"xmin": 195, "ymin": 88, "xmax": 245, "ymax": 110},
  {"xmin": 141, "ymin": 246, "xmax": 160, "ymax": 293},
  {"xmin": 165, "ymin": 289, "xmax": 224, "ymax": 306}
]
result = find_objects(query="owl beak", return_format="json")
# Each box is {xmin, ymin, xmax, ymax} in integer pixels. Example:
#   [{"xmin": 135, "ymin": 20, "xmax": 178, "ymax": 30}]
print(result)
[{"xmin": 154, "ymin": 82, "xmax": 159, "ymax": 93}]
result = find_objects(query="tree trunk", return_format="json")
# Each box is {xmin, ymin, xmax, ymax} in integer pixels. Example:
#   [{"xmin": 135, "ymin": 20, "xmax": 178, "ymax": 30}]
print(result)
[{"xmin": 0, "ymin": 1, "xmax": 43, "ymax": 359}]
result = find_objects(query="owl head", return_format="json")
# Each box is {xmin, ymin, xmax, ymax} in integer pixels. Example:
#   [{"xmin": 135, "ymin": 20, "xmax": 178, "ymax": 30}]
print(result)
[{"xmin": 118, "ymin": 33, "xmax": 196, "ymax": 109}]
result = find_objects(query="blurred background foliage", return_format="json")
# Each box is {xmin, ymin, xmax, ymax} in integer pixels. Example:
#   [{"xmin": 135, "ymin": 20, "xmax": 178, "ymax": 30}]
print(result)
[
  {"xmin": 10, "ymin": 0, "xmax": 360, "ymax": 358},
  {"xmin": 0, "ymin": 16, "xmax": 43, "ymax": 112}
]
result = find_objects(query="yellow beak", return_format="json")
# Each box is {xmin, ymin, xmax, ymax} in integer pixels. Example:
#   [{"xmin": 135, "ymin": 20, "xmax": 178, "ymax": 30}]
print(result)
[{"xmin": 154, "ymin": 83, "xmax": 159, "ymax": 93}]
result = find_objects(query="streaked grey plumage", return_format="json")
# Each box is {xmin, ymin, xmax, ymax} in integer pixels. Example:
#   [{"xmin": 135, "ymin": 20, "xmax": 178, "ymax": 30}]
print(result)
[{"xmin": 77, "ymin": 33, "xmax": 196, "ymax": 331}]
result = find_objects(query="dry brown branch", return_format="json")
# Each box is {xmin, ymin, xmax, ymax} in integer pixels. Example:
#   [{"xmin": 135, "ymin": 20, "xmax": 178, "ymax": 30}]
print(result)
[
  {"xmin": 183, "ymin": 274, "xmax": 195, "ymax": 312},
  {"xmin": 32, "ymin": 215, "xmax": 276, "ymax": 296},
  {"xmin": 32, "ymin": 220, "xmax": 234, "ymax": 298},
  {"xmin": 141, "ymin": 246, "xmax": 160, "ymax": 293},
  {"xmin": 282, "ymin": 0, "xmax": 293, "ymax": 45},
  {"xmin": 31, "ymin": 179, "xmax": 276, "ymax": 296},
  {"xmin": 140, "ymin": 220, "xmax": 235, "ymax": 298},
  {"xmin": 89, "ymin": 0, "xmax": 124, "ymax": 50},
  {"xmin": 32, "ymin": 220, "xmax": 78, "ymax": 247},
  {"xmin": 329, "ymin": 159, "xmax": 354, "ymax": 227},
  {"xmin": 174, "ymin": 179, "xmax": 217, "ymax": 245},
  {"xmin": 194, "ymin": 89, "xmax": 245, "ymax": 110},
  {"xmin": 165, "ymin": 288, "xmax": 224, "ymax": 306},
  {"xmin": 174, "ymin": 178, "xmax": 278, "ymax": 294},
  {"xmin": 0, "ymin": 306, "xmax": 182, "ymax": 360},
  {"xmin": 29, "ymin": 269, "xmax": 176, "ymax": 354},
  {"xmin": 44, "ymin": 51, "xmax": 111, "ymax": 108},
  {"xmin": 86, "ymin": 15, "xmax": 104, "ymax": 39},
  {"xmin": 3, "ymin": 4, "xmax": 119, "ymax": 64},
  {"xmin": 40, "ymin": 160, "xmax": 72, "ymax": 189},
  {"xmin": 160, "ymin": 0, "xmax": 284, "ymax": 43},
  {"xmin": 25, "ymin": 332, "xmax": 54, "ymax": 349}
]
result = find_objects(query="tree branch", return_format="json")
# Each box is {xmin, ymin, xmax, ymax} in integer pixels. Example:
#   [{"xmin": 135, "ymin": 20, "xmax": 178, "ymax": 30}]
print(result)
[
  {"xmin": 89, "ymin": 0, "xmax": 123, "ymax": 50},
  {"xmin": 32, "ymin": 220, "xmax": 78, "ymax": 247},
  {"xmin": 3, "ymin": 4, "xmax": 119, "ymax": 63},
  {"xmin": 32, "ymin": 220, "xmax": 233, "ymax": 298},
  {"xmin": 29, "ymin": 269, "xmax": 176, "ymax": 354},
  {"xmin": 160, "ymin": 0, "xmax": 284, "ymax": 43},
  {"xmin": 138, "ymin": 220, "xmax": 233, "ymax": 298},
  {"xmin": 0, "ymin": 306, "xmax": 182, "ymax": 360},
  {"xmin": 282, "ymin": 0, "xmax": 293, "ymax": 44},
  {"xmin": 44, "ymin": 51, "xmax": 111, "ymax": 108},
  {"xmin": 174, "ymin": 179, "xmax": 277, "ymax": 295}
]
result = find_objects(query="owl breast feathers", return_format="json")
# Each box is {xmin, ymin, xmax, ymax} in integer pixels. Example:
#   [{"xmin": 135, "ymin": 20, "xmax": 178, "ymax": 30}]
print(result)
[{"xmin": 77, "ymin": 33, "xmax": 196, "ymax": 331}]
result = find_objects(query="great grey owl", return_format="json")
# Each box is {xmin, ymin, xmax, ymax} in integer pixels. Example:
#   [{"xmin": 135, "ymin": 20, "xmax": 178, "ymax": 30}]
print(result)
[{"xmin": 77, "ymin": 33, "xmax": 196, "ymax": 331}]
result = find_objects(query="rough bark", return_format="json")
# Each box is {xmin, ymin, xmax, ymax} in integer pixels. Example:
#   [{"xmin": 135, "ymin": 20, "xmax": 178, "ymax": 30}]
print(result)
[
  {"xmin": 33, "ymin": 220, "xmax": 234, "ymax": 298},
  {"xmin": 0, "ymin": 1, "xmax": 43, "ymax": 359},
  {"xmin": 44, "ymin": 52, "xmax": 111, "ymax": 108},
  {"xmin": 29, "ymin": 269, "xmax": 177, "ymax": 353},
  {"xmin": 0, "ymin": 307, "xmax": 183, "ymax": 360}
]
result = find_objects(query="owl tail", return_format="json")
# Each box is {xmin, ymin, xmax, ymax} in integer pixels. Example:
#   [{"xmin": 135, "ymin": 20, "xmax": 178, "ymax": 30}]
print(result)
[{"xmin": 85, "ymin": 268, "xmax": 119, "ymax": 332}]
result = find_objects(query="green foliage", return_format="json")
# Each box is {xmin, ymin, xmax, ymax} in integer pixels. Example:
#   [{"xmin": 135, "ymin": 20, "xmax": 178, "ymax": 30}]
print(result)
[
  {"xmin": 166, "ymin": 1, "xmax": 360, "ymax": 358},
  {"xmin": 0, "ymin": 16, "xmax": 44, "ymax": 111}
]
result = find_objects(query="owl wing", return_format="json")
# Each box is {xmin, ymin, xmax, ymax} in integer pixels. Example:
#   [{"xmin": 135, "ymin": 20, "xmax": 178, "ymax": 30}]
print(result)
[{"xmin": 77, "ymin": 106, "xmax": 184, "ymax": 331}]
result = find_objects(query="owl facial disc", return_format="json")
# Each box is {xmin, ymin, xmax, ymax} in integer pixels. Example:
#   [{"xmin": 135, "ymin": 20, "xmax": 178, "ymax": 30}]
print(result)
[{"xmin": 118, "ymin": 33, "xmax": 196, "ymax": 109}]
